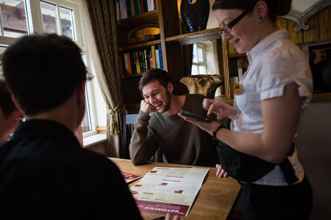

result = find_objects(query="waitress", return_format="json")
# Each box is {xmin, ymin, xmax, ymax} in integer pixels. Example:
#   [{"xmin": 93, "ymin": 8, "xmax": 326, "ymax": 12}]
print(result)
[{"xmin": 180, "ymin": 0, "xmax": 313, "ymax": 219}]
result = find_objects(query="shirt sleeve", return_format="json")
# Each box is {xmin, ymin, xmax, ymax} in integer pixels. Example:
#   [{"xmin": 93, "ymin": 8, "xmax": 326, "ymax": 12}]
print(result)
[
  {"xmin": 129, "ymin": 112, "xmax": 160, "ymax": 165},
  {"xmin": 258, "ymin": 47, "xmax": 313, "ymax": 102}
]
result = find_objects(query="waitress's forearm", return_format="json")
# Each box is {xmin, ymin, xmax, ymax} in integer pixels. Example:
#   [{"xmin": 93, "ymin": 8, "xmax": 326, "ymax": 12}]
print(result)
[{"xmin": 215, "ymin": 128, "xmax": 288, "ymax": 163}]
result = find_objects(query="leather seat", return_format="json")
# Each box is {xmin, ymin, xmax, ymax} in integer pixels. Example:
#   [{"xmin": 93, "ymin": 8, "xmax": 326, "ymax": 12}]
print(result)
[{"xmin": 179, "ymin": 74, "xmax": 223, "ymax": 98}]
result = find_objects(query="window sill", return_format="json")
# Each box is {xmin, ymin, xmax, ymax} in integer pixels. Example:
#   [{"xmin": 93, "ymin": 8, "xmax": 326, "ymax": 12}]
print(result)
[{"xmin": 83, "ymin": 133, "xmax": 107, "ymax": 148}]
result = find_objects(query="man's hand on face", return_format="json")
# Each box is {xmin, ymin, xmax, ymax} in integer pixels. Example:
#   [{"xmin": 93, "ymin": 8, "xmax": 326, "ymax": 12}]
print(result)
[{"xmin": 140, "ymin": 100, "xmax": 156, "ymax": 113}]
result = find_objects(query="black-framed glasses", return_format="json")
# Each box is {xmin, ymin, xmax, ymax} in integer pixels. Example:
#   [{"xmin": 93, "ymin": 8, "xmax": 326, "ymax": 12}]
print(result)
[
  {"xmin": 222, "ymin": 9, "xmax": 250, "ymax": 32},
  {"xmin": 223, "ymin": 0, "xmax": 260, "ymax": 32}
]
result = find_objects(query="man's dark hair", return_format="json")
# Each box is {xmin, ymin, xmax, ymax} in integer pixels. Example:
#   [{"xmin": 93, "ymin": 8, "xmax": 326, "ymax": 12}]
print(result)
[
  {"xmin": 0, "ymin": 79, "xmax": 16, "ymax": 117},
  {"xmin": 139, "ymin": 69, "xmax": 173, "ymax": 92},
  {"xmin": 2, "ymin": 34, "xmax": 87, "ymax": 115}
]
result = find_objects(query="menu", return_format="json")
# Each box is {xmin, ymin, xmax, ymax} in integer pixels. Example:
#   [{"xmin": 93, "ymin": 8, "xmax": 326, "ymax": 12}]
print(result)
[{"xmin": 130, "ymin": 167, "xmax": 209, "ymax": 216}]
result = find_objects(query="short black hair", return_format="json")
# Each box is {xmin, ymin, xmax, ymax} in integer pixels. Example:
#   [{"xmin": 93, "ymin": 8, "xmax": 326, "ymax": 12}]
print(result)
[
  {"xmin": 0, "ymin": 79, "xmax": 16, "ymax": 117},
  {"xmin": 2, "ymin": 34, "xmax": 87, "ymax": 115},
  {"xmin": 139, "ymin": 69, "xmax": 173, "ymax": 92},
  {"xmin": 212, "ymin": 0, "xmax": 292, "ymax": 22}
]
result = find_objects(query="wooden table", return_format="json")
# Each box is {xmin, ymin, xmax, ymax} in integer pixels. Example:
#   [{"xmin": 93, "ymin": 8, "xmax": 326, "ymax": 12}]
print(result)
[{"xmin": 111, "ymin": 158, "xmax": 240, "ymax": 220}]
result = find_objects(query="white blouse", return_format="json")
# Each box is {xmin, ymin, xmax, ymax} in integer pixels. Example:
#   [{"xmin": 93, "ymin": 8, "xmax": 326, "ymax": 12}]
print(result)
[{"xmin": 231, "ymin": 30, "xmax": 313, "ymax": 186}]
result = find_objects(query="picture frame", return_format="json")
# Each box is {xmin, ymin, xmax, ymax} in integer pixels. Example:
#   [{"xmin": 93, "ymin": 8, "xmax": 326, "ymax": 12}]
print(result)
[{"xmin": 303, "ymin": 41, "xmax": 331, "ymax": 93}]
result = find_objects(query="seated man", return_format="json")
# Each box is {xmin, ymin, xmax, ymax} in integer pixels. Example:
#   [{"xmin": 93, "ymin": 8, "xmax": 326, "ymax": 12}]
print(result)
[
  {"xmin": 0, "ymin": 79, "xmax": 21, "ymax": 146},
  {"xmin": 0, "ymin": 34, "xmax": 142, "ymax": 219},
  {"xmin": 129, "ymin": 69, "xmax": 219, "ymax": 166}
]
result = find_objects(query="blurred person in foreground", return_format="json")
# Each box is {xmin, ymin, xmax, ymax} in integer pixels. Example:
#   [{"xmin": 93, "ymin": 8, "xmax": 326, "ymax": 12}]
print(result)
[{"xmin": 0, "ymin": 34, "xmax": 142, "ymax": 220}]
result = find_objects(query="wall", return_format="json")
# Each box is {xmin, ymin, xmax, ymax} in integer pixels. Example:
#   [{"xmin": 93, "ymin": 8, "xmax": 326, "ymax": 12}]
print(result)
[
  {"xmin": 280, "ymin": 6, "xmax": 331, "ymax": 220},
  {"xmin": 297, "ymin": 102, "xmax": 331, "ymax": 220},
  {"xmin": 278, "ymin": 6, "xmax": 331, "ymax": 44}
]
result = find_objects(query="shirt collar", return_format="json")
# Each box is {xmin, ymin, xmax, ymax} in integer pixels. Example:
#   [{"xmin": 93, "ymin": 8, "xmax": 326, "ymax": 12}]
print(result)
[
  {"xmin": 12, "ymin": 119, "xmax": 80, "ymax": 148},
  {"xmin": 247, "ymin": 30, "xmax": 289, "ymax": 61}
]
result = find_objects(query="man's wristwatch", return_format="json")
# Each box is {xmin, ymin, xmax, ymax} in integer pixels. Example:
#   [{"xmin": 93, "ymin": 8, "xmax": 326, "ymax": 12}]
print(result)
[{"xmin": 212, "ymin": 124, "xmax": 223, "ymax": 138}]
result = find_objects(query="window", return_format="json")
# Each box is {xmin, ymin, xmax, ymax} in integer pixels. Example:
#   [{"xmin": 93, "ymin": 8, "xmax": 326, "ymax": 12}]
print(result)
[
  {"xmin": 40, "ymin": 1, "xmax": 75, "ymax": 39},
  {"xmin": 0, "ymin": 0, "xmax": 107, "ymax": 138},
  {"xmin": 191, "ymin": 40, "xmax": 220, "ymax": 76},
  {"xmin": 39, "ymin": 0, "xmax": 106, "ymax": 135},
  {"xmin": 192, "ymin": 43, "xmax": 207, "ymax": 75},
  {"xmin": 0, "ymin": 45, "xmax": 7, "ymax": 77},
  {"xmin": 0, "ymin": 0, "xmax": 29, "ymax": 38}
]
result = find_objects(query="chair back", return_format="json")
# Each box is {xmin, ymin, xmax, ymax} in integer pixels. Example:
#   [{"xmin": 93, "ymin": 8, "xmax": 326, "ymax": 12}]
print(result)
[{"xmin": 179, "ymin": 74, "xmax": 222, "ymax": 98}]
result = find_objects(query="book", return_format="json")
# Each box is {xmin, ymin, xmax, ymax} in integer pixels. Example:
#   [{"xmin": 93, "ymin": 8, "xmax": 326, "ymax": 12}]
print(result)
[{"xmin": 123, "ymin": 52, "xmax": 132, "ymax": 77}]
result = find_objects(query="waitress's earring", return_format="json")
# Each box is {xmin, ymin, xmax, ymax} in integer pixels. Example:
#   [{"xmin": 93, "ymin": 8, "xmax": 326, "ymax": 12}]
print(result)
[{"xmin": 258, "ymin": 16, "xmax": 264, "ymax": 23}]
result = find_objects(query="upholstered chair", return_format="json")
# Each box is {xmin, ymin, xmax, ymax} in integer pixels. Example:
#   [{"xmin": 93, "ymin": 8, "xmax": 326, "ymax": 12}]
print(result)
[{"xmin": 179, "ymin": 74, "xmax": 223, "ymax": 98}]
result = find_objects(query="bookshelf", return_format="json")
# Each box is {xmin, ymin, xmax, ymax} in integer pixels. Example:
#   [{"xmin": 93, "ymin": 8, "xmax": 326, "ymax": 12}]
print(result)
[
  {"xmin": 114, "ymin": 0, "xmax": 234, "ymax": 113},
  {"xmin": 165, "ymin": 27, "xmax": 221, "ymax": 44}
]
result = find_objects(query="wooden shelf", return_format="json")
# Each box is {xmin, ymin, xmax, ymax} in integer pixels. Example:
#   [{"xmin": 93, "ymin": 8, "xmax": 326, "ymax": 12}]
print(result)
[
  {"xmin": 165, "ymin": 28, "xmax": 221, "ymax": 45},
  {"xmin": 122, "ymin": 74, "xmax": 142, "ymax": 80},
  {"xmin": 312, "ymin": 92, "xmax": 331, "ymax": 102},
  {"xmin": 117, "ymin": 11, "xmax": 159, "ymax": 30},
  {"xmin": 119, "ymin": 39, "xmax": 161, "ymax": 52}
]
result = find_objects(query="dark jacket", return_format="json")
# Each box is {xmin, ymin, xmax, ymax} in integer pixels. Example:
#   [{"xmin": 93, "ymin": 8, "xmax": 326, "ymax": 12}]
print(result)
[{"xmin": 0, "ymin": 119, "xmax": 142, "ymax": 220}]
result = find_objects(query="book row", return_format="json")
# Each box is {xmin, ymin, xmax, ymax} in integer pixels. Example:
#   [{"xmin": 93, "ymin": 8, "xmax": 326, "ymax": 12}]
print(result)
[
  {"xmin": 123, "ymin": 45, "xmax": 163, "ymax": 77},
  {"xmin": 116, "ymin": 0, "xmax": 156, "ymax": 20}
]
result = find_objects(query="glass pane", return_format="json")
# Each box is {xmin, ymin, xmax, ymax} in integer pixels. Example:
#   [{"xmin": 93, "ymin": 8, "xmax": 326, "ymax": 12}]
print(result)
[
  {"xmin": 0, "ymin": 46, "xmax": 7, "ymax": 76},
  {"xmin": 40, "ymin": 1, "xmax": 58, "ymax": 34},
  {"xmin": 0, "ymin": 0, "xmax": 28, "ymax": 37},
  {"xmin": 59, "ymin": 6, "xmax": 74, "ymax": 40},
  {"xmin": 191, "ymin": 40, "xmax": 220, "ymax": 75},
  {"xmin": 197, "ymin": 47, "xmax": 204, "ymax": 63},
  {"xmin": 199, "ymin": 65, "xmax": 207, "ymax": 75},
  {"xmin": 81, "ymin": 54, "xmax": 93, "ymax": 133},
  {"xmin": 81, "ymin": 83, "xmax": 92, "ymax": 132},
  {"xmin": 192, "ymin": 44, "xmax": 198, "ymax": 63},
  {"xmin": 191, "ymin": 65, "xmax": 198, "ymax": 75}
]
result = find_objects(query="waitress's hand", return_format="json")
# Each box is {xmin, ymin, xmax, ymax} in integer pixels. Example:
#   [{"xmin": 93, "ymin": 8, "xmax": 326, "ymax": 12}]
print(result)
[
  {"xmin": 203, "ymin": 99, "xmax": 238, "ymax": 120},
  {"xmin": 178, "ymin": 113, "xmax": 221, "ymax": 136}
]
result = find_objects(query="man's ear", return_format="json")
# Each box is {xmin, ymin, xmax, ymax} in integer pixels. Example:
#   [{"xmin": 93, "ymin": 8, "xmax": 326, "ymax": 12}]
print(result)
[
  {"xmin": 11, "ymin": 95, "xmax": 24, "ymax": 116},
  {"xmin": 254, "ymin": 0, "xmax": 268, "ymax": 19},
  {"xmin": 167, "ymin": 82, "xmax": 174, "ymax": 94},
  {"xmin": 12, "ymin": 110, "xmax": 22, "ymax": 121}
]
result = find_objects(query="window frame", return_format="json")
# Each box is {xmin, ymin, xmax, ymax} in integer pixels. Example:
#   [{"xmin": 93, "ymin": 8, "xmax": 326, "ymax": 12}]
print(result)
[
  {"xmin": 192, "ymin": 42, "xmax": 208, "ymax": 75},
  {"xmin": 0, "ymin": 0, "xmax": 107, "ymax": 137}
]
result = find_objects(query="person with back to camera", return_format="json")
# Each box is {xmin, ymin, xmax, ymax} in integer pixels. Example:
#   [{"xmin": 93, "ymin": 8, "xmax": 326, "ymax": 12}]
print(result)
[
  {"xmin": 0, "ymin": 34, "xmax": 142, "ymax": 220},
  {"xmin": 129, "ymin": 69, "xmax": 219, "ymax": 166},
  {"xmin": 0, "ymin": 79, "xmax": 21, "ymax": 147},
  {"xmin": 179, "ymin": 0, "xmax": 313, "ymax": 219}
]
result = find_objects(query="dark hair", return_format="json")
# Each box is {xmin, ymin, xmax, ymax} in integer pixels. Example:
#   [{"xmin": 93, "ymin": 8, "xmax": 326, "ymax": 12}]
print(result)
[
  {"xmin": 213, "ymin": 0, "xmax": 292, "ymax": 21},
  {"xmin": 139, "ymin": 69, "xmax": 173, "ymax": 92},
  {"xmin": 2, "ymin": 34, "xmax": 87, "ymax": 115},
  {"xmin": 0, "ymin": 79, "xmax": 16, "ymax": 117}
]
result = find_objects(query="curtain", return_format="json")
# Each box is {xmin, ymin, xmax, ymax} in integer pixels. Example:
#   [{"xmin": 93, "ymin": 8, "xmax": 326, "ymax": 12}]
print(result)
[
  {"xmin": 86, "ymin": 0, "xmax": 124, "ymax": 157},
  {"xmin": 183, "ymin": 44, "xmax": 193, "ymax": 76}
]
